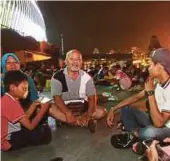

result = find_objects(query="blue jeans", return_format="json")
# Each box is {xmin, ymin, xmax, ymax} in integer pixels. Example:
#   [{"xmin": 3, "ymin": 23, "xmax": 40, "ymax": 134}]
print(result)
[{"xmin": 120, "ymin": 106, "xmax": 170, "ymax": 140}]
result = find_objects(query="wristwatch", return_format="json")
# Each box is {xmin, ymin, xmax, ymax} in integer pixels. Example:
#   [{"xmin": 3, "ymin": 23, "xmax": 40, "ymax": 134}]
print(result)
[{"xmin": 146, "ymin": 90, "xmax": 155, "ymax": 97}]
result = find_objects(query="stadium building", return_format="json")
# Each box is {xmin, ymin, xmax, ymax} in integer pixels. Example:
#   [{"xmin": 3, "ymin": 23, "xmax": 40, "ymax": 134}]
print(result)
[{"xmin": 0, "ymin": 0, "xmax": 47, "ymax": 42}]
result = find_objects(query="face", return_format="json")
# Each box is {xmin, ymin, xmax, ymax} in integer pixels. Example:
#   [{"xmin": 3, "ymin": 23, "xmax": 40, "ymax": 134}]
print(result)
[
  {"xmin": 148, "ymin": 61, "xmax": 160, "ymax": 78},
  {"xmin": 66, "ymin": 51, "xmax": 82, "ymax": 72},
  {"xmin": 6, "ymin": 56, "xmax": 20, "ymax": 72},
  {"xmin": 10, "ymin": 80, "xmax": 29, "ymax": 99}
]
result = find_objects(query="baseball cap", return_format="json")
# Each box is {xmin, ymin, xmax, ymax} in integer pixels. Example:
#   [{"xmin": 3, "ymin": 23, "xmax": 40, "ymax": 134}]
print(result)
[{"xmin": 151, "ymin": 48, "xmax": 170, "ymax": 74}]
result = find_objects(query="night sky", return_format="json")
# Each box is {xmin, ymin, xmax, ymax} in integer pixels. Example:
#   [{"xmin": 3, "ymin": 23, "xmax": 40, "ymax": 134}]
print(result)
[{"xmin": 38, "ymin": 1, "xmax": 170, "ymax": 54}]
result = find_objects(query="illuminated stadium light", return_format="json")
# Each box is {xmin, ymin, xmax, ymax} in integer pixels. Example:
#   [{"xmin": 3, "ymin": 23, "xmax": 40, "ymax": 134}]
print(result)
[{"xmin": 0, "ymin": 0, "xmax": 47, "ymax": 41}]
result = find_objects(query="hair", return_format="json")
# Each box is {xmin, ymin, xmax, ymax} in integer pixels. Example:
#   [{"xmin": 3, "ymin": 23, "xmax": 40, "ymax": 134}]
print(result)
[
  {"xmin": 65, "ymin": 49, "xmax": 82, "ymax": 60},
  {"xmin": 4, "ymin": 70, "xmax": 28, "ymax": 92}
]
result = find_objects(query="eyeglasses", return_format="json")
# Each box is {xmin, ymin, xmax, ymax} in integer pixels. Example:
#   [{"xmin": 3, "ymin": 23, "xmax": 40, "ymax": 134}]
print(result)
[{"xmin": 6, "ymin": 62, "xmax": 19, "ymax": 65}]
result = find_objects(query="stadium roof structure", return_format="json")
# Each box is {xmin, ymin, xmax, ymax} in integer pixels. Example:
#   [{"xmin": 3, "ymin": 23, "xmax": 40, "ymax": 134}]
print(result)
[{"xmin": 0, "ymin": 0, "xmax": 47, "ymax": 41}]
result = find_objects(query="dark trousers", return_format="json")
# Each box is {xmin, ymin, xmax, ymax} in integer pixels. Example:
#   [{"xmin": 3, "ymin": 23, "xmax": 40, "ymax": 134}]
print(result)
[
  {"xmin": 120, "ymin": 106, "xmax": 170, "ymax": 140},
  {"xmin": 9, "ymin": 124, "xmax": 51, "ymax": 151}
]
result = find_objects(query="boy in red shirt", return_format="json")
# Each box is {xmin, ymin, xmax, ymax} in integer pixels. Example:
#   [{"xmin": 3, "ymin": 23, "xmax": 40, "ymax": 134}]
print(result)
[{"xmin": 1, "ymin": 70, "xmax": 51, "ymax": 151}]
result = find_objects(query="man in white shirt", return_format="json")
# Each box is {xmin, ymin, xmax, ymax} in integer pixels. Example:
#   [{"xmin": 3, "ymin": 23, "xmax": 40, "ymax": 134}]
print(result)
[{"xmin": 107, "ymin": 48, "xmax": 170, "ymax": 141}]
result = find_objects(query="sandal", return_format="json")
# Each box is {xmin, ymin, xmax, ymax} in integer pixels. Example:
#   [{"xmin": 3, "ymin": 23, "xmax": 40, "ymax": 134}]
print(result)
[{"xmin": 111, "ymin": 132, "xmax": 138, "ymax": 149}]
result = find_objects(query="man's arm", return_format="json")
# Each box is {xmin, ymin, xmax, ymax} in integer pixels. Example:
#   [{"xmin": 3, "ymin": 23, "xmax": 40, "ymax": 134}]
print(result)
[
  {"xmin": 148, "ymin": 95, "xmax": 170, "ymax": 127},
  {"xmin": 86, "ymin": 77, "xmax": 97, "ymax": 118},
  {"xmin": 145, "ymin": 77, "xmax": 170, "ymax": 127},
  {"xmin": 111, "ymin": 89, "xmax": 145, "ymax": 112},
  {"xmin": 53, "ymin": 95, "xmax": 71, "ymax": 114},
  {"xmin": 53, "ymin": 95, "xmax": 77, "ymax": 124},
  {"xmin": 87, "ymin": 95, "xmax": 96, "ymax": 118},
  {"xmin": 107, "ymin": 89, "xmax": 145, "ymax": 127}
]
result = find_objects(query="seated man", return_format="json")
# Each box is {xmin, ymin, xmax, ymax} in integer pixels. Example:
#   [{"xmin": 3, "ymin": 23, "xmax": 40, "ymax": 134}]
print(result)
[
  {"xmin": 107, "ymin": 48, "xmax": 170, "ymax": 143},
  {"xmin": 51, "ymin": 49, "xmax": 107, "ymax": 133}
]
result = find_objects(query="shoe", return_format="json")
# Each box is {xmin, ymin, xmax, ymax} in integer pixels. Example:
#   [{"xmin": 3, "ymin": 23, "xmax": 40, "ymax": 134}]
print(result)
[
  {"xmin": 113, "ymin": 84, "xmax": 118, "ymax": 88},
  {"xmin": 108, "ymin": 96, "xmax": 119, "ymax": 101},
  {"xmin": 116, "ymin": 87, "xmax": 120, "ymax": 91},
  {"xmin": 111, "ymin": 132, "xmax": 137, "ymax": 149},
  {"xmin": 88, "ymin": 119, "xmax": 97, "ymax": 133},
  {"xmin": 102, "ymin": 92, "xmax": 112, "ymax": 97}
]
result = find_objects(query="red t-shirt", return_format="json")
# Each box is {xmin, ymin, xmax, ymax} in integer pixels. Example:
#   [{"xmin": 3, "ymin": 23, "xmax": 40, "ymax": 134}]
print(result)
[
  {"xmin": 114, "ymin": 70, "xmax": 132, "ymax": 90},
  {"xmin": 114, "ymin": 70, "xmax": 128, "ymax": 80},
  {"xmin": 1, "ymin": 93, "xmax": 25, "ymax": 151}
]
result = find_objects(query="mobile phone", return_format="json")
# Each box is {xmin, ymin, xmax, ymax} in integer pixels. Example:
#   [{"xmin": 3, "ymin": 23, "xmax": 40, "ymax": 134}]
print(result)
[
  {"xmin": 159, "ymin": 141, "xmax": 170, "ymax": 147},
  {"xmin": 38, "ymin": 96, "xmax": 52, "ymax": 104},
  {"xmin": 142, "ymin": 139, "xmax": 153, "ymax": 149}
]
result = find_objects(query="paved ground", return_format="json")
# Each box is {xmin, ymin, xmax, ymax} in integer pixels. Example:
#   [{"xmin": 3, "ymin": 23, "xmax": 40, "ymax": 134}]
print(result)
[{"xmin": 2, "ymin": 85, "xmax": 141, "ymax": 161}]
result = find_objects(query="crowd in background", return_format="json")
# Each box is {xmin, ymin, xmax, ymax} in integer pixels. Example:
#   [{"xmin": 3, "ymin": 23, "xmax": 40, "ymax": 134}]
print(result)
[
  {"xmin": 20, "ymin": 58, "xmax": 148, "ymax": 94},
  {"xmin": 1, "ymin": 35, "xmax": 170, "ymax": 161}
]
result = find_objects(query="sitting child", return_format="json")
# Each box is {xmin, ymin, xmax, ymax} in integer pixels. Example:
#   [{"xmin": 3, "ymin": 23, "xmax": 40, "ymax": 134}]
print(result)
[{"xmin": 1, "ymin": 70, "xmax": 51, "ymax": 151}]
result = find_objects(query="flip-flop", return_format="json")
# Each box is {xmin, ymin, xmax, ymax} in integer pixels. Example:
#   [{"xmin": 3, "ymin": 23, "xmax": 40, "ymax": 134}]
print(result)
[{"xmin": 111, "ymin": 132, "xmax": 138, "ymax": 149}]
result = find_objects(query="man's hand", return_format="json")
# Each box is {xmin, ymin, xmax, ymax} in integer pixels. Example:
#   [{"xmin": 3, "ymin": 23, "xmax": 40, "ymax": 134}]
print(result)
[
  {"xmin": 87, "ymin": 109, "xmax": 95, "ymax": 119},
  {"xmin": 146, "ymin": 140, "xmax": 159, "ymax": 161},
  {"xmin": 145, "ymin": 77, "xmax": 155, "ymax": 91},
  {"xmin": 66, "ymin": 111, "xmax": 77, "ymax": 125},
  {"xmin": 107, "ymin": 110, "xmax": 115, "ymax": 128}
]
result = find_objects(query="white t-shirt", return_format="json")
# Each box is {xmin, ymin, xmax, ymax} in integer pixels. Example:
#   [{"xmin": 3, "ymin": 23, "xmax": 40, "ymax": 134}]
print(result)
[{"xmin": 155, "ymin": 78, "xmax": 170, "ymax": 127}]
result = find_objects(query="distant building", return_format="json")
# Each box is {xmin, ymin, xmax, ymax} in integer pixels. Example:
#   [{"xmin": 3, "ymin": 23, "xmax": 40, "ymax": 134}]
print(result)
[
  {"xmin": 0, "ymin": 0, "xmax": 47, "ymax": 41},
  {"xmin": 93, "ymin": 48, "xmax": 100, "ymax": 54}
]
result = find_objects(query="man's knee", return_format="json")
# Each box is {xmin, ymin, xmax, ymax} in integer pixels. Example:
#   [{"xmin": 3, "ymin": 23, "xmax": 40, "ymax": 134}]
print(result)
[
  {"xmin": 93, "ymin": 106, "xmax": 107, "ymax": 119},
  {"xmin": 120, "ymin": 106, "xmax": 131, "ymax": 118},
  {"xmin": 138, "ymin": 126, "xmax": 158, "ymax": 140},
  {"xmin": 120, "ymin": 106, "xmax": 128, "ymax": 112}
]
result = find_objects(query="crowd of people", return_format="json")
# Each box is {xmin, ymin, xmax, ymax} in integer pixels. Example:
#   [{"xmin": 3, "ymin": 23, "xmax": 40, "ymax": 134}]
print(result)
[{"xmin": 1, "ymin": 47, "xmax": 170, "ymax": 161}]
